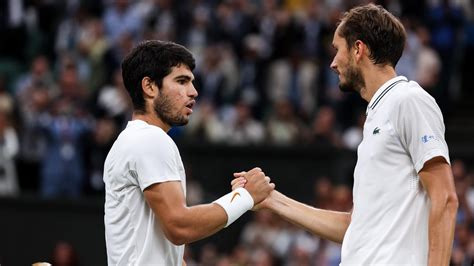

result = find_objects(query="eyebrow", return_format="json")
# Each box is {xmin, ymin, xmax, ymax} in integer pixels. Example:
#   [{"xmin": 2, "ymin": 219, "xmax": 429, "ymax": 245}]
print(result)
[{"xmin": 174, "ymin": 75, "xmax": 194, "ymax": 81}]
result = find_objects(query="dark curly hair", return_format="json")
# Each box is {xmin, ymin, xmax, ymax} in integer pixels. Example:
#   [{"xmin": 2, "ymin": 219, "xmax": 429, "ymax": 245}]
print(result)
[{"xmin": 121, "ymin": 40, "xmax": 195, "ymax": 112}]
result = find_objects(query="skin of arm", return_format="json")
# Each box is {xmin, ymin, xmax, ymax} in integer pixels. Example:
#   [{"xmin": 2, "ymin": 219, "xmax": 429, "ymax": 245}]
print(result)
[
  {"xmin": 419, "ymin": 156, "xmax": 458, "ymax": 266},
  {"xmin": 260, "ymin": 190, "xmax": 351, "ymax": 243},
  {"xmin": 144, "ymin": 167, "xmax": 274, "ymax": 246},
  {"xmin": 144, "ymin": 181, "xmax": 227, "ymax": 245},
  {"xmin": 232, "ymin": 176, "xmax": 351, "ymax": 243}
]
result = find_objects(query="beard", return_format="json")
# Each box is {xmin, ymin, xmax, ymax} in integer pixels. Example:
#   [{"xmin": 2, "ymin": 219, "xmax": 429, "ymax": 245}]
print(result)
[
  {"xmin": 153, "ymin": 91, "xmax": 189, "ymax": 127},
  {"xmin": 338, "ymin": 63, "xmax": 365, "ymax": 93}
]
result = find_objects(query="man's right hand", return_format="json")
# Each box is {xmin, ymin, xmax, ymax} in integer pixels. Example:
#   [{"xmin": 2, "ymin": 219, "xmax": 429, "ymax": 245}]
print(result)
[
  {"xmin": 237, "ymin": 167, "xmax": 274, "ymax": 205},
  {"xmin": 231, "ymin": 169, "xmax": 275, "ymax": 209}
]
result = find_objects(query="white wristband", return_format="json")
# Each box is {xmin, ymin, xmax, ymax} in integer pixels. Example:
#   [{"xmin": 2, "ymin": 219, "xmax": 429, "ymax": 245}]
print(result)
[{"xmin": 213, "ymin": 187, "xmax": 254, "ymax": 227}]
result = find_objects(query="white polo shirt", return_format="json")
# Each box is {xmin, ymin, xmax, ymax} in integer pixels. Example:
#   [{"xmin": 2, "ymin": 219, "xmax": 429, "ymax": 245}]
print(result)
[
  {"xmin": 340, "ymin": 76, "xmax": 450, "ymax": 265},
  {"xmin": 104, "ymin": 120, "xmax": 186, "ymax": 266}
]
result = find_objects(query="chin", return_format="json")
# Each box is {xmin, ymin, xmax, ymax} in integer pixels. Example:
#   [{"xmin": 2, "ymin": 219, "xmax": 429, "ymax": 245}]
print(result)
[
  {"xmin": 338, "ymin": 82, "xmax": 353, "ymax": 93},
  {"xmin": 173, "ymin": 118, "xmax": 189, "ymax": 127}
]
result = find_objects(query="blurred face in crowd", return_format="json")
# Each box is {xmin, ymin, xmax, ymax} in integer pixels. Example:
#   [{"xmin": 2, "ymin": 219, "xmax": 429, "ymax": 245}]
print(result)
[
  {"xmin": 151, "ymin": 65, "xmax": 197, "ymax": 127},
  {"xmin": 330, "ymin": 24, "xmax": 365, "ymax": 93}
]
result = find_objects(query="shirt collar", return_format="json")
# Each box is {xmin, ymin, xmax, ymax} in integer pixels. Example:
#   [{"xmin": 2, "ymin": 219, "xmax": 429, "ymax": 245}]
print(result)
[{"xmin": 366, "ymin": 76, "xmax": 408, "ymax": 115}]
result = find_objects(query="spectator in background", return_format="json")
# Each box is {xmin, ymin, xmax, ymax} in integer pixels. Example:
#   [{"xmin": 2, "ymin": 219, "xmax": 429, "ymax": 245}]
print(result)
[
  {"xmin": 0, "ymin": 110, "xmax": 19, "ymax": 196},
  {"xmin": 55, "ymin": 6, "xmax": 89, "ymax": 56},
  {"xmin": 248, "ymin": 247, "xmax": 275, "ymax": 266},
  {"xmin": 266, "ymin": 99, "xmax": 305, "ymax": 145},
  {"xmin": 93, "ymin": 68, "xmax": 131, "ymax": 129},
  {"xmin": 241, "ymin": 209, "xmax": 281, "ymax": 250},
  {"xmin": 39, "ymin": 97, "xmax": 91, "ymax": 198},
  {"xmin": 102, "ymin": 0, "xmax": 142, "ymax": 44},
  {"xmin": 224, "ymin": 100, "xmax": 265, "ymax": 145},
  {"xmin": 184, "ymin": 5, "xmax": 211, "ymax": 67},
  {"xmin": 460, "ymin": 2, "xmax": 474, "ymax": 99},
  {"xmin": 309, "ymin": 106, "xmax": 341, "ymax": 147},
  {"xmin": 0, "ymin": 76, "xmax": 15, "ymax": 116},
  {"xmin": 341, "ymin": 110, "xmax": 365, "ymax": 150},
  {"xmin": 0, "ymin": 0, "xmax": 27, "ymax": 62},
  {"xmin": 77, "ymin": 17, "xmax": 110, "ymax": 92},
  {"xmin": 451, "ymin": 223, "xmax": 474, "ymax": 265},
  {"xmin": 199, "ymin": 243, "xmax": 219, "ymax": 266},
  {"xmin": 194, "ymin": 45, "xmax": 228, "ymax": 107},
  {"xmin": 84, "ymin": 117, "xmax": 117, "ymax": 195},
  {"xmin": 426, "ymin": 0, "xmax": 464, "ymax": 111},
  {"xmin": 143, "ymin": 0, "xmax": 176, "ymax": 41},
  {"xmin": 237, "ymin": 34, "xmax": 267, "ymax": 116},
  {"xmin": 266, "ymin": 46, "xmax": 318, "ymax": 120},
  {"xmin": 415, "ymin": 25, "xmax": 442, "ymax": 92},
  {"xmin": 396, "ymin": 18, "xmax": 421, "ymax": 80},
  {"xmin": 301, "ymin": 0, "xmax": 325, "ymax": 60},
  {"xmin": 184, "ymin": 100, "xmax": 226, "ymax": 143},
  {"xmin": 38, "ymin": 58, "xmax": 91, "ymax": 198},
  {"xmin": 452, "ymin": 160, "xmax": 472, "ymax": 226},
  {"xmin": 14, "ymin": 55, "xmax": 55, "ymax": 97},
  {"xmin": 50, "ymin": 241, "xmax": 79, "ymax": 266},
  {"xmin": 15, "ymin": 87, "xmax": 49, "ymax": 190},
  {"xmin": 311, "ymin": 177, "xmax": 334, "ymax": 210}
]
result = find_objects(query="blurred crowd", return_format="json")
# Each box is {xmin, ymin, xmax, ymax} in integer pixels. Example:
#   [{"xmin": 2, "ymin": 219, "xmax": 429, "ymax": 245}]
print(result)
[{"xmin": 0, "ymin": 0, "xmax": 473, "ymax": 265}]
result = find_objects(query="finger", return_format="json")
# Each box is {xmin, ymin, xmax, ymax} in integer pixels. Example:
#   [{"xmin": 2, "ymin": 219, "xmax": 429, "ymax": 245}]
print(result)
[
  {"xmin": 231, "ymin": 177, "xmax": 245, "ymax": 186},
  {"xmin": 247, "ymin": 167, "xmax": 262, "ymax": 174},
  {"xmin": 232, "ymin": 180, "xmax": 246, "ymax": 190},
  {"xmin": 233, "ymin": 171, "xmax": 246, "ymax": 177},
  {"xmin": 231, "ymin": 177, "xmax": 241, "ymax": 186},
  {"xmin": 264, "ymin": 176, "xmax": 271, "ymax": 183},
  {"xmin": 270, "ymin": 183, "xmax": 276, "ymax": 189}
]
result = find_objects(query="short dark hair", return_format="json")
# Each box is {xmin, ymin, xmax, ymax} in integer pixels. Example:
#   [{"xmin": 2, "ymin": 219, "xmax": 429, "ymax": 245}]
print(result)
[
  {"xmin": 338, "ymin": 4, "xmax": 406, "ymax": 67},
  {"xmin": 121, "ymin": 40, "xmax": 195, "ymax": 112}
]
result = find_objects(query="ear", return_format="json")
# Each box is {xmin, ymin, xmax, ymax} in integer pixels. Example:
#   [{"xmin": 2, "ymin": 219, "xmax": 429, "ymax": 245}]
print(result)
[
  {"xmin": 353, "ymin": 40, "xmax": 366, "ymax": 62},
  {"xmin": 141, "ymin": 77, "xmax": 157, "ymax": 98}
]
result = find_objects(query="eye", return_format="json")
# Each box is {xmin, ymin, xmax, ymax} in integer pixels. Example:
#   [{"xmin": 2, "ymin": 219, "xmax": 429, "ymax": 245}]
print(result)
[{"xmin": 177, "ymin": 79, "xmax": 187, "ymax": 85}]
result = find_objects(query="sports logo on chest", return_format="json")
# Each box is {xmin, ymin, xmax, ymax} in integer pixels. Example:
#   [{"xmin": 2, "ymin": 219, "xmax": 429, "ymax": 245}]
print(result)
[{"xmin": 372, "ymin": 127, "xmax": 381, "ymax": 135}]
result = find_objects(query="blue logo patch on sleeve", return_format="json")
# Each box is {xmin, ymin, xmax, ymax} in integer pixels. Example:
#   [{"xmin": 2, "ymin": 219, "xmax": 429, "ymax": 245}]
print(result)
[{"xmin": 421, "ymin": 135, "xmax": 437, "ymax": 143}]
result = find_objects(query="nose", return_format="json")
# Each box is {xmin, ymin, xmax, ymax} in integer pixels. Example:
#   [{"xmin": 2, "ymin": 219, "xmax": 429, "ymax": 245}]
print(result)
[
  {"xmin": 330, "ymin": 58, "xmax": 337, "ymax": 72},
  {"xmin": 189, "ymin": 83, "xmax": 198, "ymax": 98}
]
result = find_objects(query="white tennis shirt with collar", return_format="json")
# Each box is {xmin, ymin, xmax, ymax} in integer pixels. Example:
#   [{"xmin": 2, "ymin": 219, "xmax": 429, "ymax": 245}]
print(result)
[
  {"xmin": 104, "ymin": 119, "xmax": 186, "ymax": 266},
  {"xmin": 340, "ymin": 76, "xmax": 450, "ymax": 265}
]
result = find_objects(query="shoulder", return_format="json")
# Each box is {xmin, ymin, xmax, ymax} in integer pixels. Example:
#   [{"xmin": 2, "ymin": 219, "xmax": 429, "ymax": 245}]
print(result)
[
  {"xmin": 388, "ymin": 81, "xmax": 444, "ymax": 127},
  {"xmin": 392, "ymin": 81, "xmax": 434, "ymax": 102},
  {"xmin": 117, "ymin": 123, "xmax": 177, "ymax": 155},
  {"xmin": 388, "ymin": 81, "xmax": 438, "ymax": 111}
]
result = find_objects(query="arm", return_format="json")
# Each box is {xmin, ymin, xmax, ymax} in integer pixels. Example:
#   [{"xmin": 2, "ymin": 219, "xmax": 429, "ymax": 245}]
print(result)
[
  {"xmin": 263, "ymin": 190, "xmax": 351, "ymax": 243},
  {"xmin": 144, "ymin": 181, "xmax": 227, "ymax": 245},
  {"xmin": 419, "ymin": 156, "xmax": 458, "ymax": 266},
  {"xmin": 232, "ymin": 176, "xmax": 351, "ymax": 243},
  {"xmin": 144, "ymin": 168, "xmax": 274, "ymax": 245}
]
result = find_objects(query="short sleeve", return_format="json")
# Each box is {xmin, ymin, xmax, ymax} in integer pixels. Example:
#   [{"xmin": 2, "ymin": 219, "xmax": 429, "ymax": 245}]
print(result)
[
  {"xmin": 131, "ymin": 129, "xmax": 183, "ymax": 191},
  {"xmin": 392, "ymin": 88, "xmax": 450, "ymax": 173}
]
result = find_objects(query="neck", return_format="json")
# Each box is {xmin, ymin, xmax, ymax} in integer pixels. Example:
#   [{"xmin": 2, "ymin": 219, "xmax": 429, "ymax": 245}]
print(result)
[
  {"xmin": 359, "ymin": 65, "xmax": 397, "ymax": 102},
  {"xmin": 132, "ymin": 111, "xmax": 171, "ymax": 132}
]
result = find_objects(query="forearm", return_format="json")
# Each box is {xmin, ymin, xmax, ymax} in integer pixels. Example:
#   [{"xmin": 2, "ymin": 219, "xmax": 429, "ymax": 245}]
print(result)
[
  {"xmin": 419, "ymin": 157, "xmax": 459, "ymax": 265},
  {"xmin": 427, "ymin": 196, "xmax": 458, "ymax": 265},
  {"xmin": 266, "ymin": 191, "xmax": 351, "ymax": 243},
  {"xmin": 165, "ymin": 203, "xmax": 228, "ymax": 245}
]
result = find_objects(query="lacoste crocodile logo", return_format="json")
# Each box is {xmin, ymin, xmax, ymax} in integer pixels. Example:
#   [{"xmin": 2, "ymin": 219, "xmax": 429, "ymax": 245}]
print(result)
[
  {"xmin": 231, "ymin": 192, "xmax": 241, "ymax": 203},
  {"xmin": 373, "ymin": 127, "xmax": 381, "ymax": 135}
]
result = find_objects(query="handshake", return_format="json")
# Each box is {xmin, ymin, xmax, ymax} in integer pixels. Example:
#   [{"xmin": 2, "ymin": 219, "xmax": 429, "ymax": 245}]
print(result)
[
  {"xmin": 230, "ymin": 167, "xmax": 276, "ymax": 210},
  {"xmin": 214, "ymin": 167, "xmax": 280, "ymax": 228}
]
